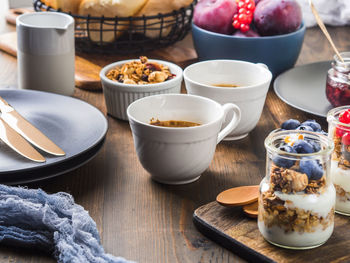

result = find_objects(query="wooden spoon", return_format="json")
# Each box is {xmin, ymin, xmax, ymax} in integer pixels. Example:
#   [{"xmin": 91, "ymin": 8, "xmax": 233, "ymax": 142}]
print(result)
[
  {"xmin": 243, "ymin": 201, "xmax": 258, "ymax": 218},
  {"xmin": 216, "ymin": 185, "xmax": 259, "ymax": 207},
  {"xmin": 309, "ymin": 0, "xmax": 345, "ymax": 63}
]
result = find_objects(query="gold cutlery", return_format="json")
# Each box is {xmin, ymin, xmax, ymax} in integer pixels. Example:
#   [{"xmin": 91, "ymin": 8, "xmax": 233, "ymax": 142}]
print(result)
[
  {"xmin": 0, "ymin": 96, "xmax": 65, "ymax": 160},
  {"xmin": 309, "ymin": 0, "xmax": 345, "ymax": 63},
  {"xmin": 0, "ymin": 118, "xmax": 45, "ymax": 162}
]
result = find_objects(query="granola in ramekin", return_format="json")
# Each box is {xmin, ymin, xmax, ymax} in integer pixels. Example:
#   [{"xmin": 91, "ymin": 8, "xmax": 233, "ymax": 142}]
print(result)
[{"xmin": 105, "ymin": 56, "xmax": 175, "ymax": 85}]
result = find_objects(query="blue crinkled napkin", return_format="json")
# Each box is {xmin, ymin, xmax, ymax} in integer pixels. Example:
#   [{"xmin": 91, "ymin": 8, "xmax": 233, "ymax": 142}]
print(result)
[{"xmin": 0, "ymin": 184, "xmax": 135, "ymax": 263}]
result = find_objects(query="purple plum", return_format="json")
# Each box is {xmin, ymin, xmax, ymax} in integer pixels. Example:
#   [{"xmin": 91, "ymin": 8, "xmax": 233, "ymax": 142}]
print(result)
[
  {"xmin": 254, "ymin": 0, "xmax": 302, "ymax": 36},
  {"xmin": 193, "ymin": 0, "xmax": 237, "ymax": 35}
]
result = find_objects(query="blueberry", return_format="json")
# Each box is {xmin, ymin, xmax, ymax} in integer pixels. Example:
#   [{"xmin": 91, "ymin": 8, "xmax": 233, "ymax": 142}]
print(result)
[
  {"xmin": 281, "ymin": 119, "xmax": 300, "ymax": 130},
  {"xmin": 306, "ymin": 139, "xmax": 321, "ymax": 152},
  {"xmin": 272, "ymin": 156, "xmax": 295, "ymax": 168},
  {"xmin": 302, "ymin": 120, "xmax": 322, "ymax": 132},
  {"xmin": 272, "ymin": 145, "xmax": 296, "ymax": 168},
  {"xmin": 300, "ymin": 159, "xmax": 324, "ymax": 180},
  {"xmin": 280, "ymin": 145, "xmax": 297, "ymax": 153},
  {"xmin": 296, "ymin": 125, "xmax": 314, "ymax": 132},
  {"xmin": 292, "ymin": 140, "xmax": 314, "ymax": 154}
]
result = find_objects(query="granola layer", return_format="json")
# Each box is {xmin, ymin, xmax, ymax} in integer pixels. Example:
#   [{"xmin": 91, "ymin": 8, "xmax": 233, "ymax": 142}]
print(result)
[
  {"xmin": 259, "ymin": 189, "xmax": 334, "ymax": 233},
  {"xmin": 259, "ymin": 163, "xmax": 333, "ymax": 236},
  {"xmin": 334, "ymin": 183, "xmax": 350, "ymax": 202}
]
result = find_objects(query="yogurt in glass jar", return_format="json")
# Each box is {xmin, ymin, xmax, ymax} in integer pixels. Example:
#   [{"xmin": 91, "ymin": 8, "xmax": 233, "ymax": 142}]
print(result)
[
  {"xmin": 328, "ymin": 106, "xmax": 350, "ymax": 215},
  {"xmin": 258, "ymin": 130, "xmax": 335, "ymax": 249}
]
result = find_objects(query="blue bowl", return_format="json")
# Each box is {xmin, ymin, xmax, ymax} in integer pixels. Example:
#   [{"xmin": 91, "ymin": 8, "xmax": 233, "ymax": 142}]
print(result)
[{"xmin": 192, "ymin": 22, "xmax": 306, "ymax": 77}]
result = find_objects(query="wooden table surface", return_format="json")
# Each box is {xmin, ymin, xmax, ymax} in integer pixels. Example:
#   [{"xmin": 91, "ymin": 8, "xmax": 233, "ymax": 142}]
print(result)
[{"xmin": 0, "ymin": 2, "xmax": 350, "ymax": 263}]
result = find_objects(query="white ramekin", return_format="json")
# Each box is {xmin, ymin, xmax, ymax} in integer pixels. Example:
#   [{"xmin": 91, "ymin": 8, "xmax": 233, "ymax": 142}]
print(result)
[{"xmin": 100, "ymin": 59, "xmax": 183, "ymax": 121}]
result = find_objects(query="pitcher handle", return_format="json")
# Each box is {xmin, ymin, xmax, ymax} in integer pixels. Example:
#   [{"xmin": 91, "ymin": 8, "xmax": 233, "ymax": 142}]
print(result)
[{"xmin": 217, "ymin": 103, "xmax": 241, "ymax": 144}]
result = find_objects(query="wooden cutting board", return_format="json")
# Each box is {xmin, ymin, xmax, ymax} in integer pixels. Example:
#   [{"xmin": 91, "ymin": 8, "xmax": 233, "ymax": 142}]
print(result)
[{"xmin": 193, "ymin": 201, "xmax": 350, "ymax": 263}]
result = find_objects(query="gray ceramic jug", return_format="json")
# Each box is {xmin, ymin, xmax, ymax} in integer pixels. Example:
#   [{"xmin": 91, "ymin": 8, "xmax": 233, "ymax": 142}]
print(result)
[{"xmin": 17, "ymin": 12, "xmax": 75, "ymax": 96}]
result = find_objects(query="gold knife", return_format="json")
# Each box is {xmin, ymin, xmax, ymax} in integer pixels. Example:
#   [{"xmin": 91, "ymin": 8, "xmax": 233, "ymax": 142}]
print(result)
[
  {"xmin": 0, "ymin": 118, "xmax": 45, "ymax": 162},
  {"xmin": 0, "ymin": 96, "xmax": 65, "ymax": 156}
]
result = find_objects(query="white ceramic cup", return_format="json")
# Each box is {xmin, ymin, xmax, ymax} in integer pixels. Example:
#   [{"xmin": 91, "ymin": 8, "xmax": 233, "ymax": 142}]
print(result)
[
  {"xmin": 16, "ymin": 12, "xmax": 75, "ymax": 96},
  {"xmin": 127, "ymin": 94, "xmax": 241, "ymax": 184},
  {"xmin": 184, "ymin": 60, "xmax": 272, "ymax": 140}
]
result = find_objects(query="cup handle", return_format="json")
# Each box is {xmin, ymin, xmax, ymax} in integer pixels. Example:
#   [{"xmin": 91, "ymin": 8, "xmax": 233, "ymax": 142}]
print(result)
[{"xmin": 217, "ymin": 103, "xmax": 241, "ymax": 144}]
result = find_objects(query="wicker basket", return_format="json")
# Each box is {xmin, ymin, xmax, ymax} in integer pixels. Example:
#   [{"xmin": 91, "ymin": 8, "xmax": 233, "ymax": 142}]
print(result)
[{"xmin": 33, "ymin": 0, "xmax": 195, "ymax": 54}]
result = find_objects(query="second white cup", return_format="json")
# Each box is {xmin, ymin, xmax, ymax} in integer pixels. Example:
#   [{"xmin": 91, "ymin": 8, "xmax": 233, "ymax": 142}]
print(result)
[{"xmin": 184, "ymin": 60, "xmax": 272, "ymax": 140}]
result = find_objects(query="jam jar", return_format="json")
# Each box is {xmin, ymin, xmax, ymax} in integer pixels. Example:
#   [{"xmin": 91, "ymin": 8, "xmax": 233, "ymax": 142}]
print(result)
[
  {"xmin": 327, "ymin": 106, "xmax": 350, "ymax": 216},
  {"xmin": 326, "ymin": 52, "xmax": 350, "ymax": 107},
  {"xmin": 258, "ymin": 130, "xmax": 335, "ymax": 249}
]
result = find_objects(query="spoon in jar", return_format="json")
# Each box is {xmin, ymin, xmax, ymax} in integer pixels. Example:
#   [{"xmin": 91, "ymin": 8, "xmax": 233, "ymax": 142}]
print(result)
[{"xmin": 309, "ymin": 0, "xmax": 345, "ymax": 64}]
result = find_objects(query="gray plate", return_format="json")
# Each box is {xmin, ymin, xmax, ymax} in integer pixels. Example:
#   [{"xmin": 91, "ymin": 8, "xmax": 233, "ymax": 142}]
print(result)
[
  {"xmin": 0, "ymin": 89, "xmax": 108, "ymax": 174},
  {"xmin": 274, "ymin": 61, "xmax": 333, "ymax": 117},
  {"xmin": 2, "ymin": 138, "xmax": 105, "ymax": 185}
]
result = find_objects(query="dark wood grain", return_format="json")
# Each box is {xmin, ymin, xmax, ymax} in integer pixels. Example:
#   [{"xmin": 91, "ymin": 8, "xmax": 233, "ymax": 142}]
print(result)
[
  {"xmin": 0, "ymin": 1, "xmax": 349, "ymax": 262},
  {"xmin": 194, "ymin": 202, "xmax": 350, "ymax": 263}
]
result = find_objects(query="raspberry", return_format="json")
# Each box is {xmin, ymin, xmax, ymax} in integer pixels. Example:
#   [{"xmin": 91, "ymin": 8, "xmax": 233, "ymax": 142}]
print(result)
[
  {"xmin": 232, "ymin": 0, "xmax": 255, "ymax": 33},
  {"xmin": 342, "ymin": 132, "xmax": 350, "ymax": 145},
  {"xmin": 339, "ymin": 109, "xmax": 350, "ymax": 124},
  {"xmin": 336, "ymin": 125, "xmax": 347, "ymax": 137}
]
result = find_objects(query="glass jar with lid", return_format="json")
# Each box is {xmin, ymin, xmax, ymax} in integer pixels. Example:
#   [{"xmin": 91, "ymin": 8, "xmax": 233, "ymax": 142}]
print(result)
[
  {"xmin": 326, "ymin": 52, "xmax": 350, "ymax": 107},
  {"xmin": 258, "ymin": 130, "xmax": 335, "ymax": 249},
  {"xmin": 327, "ymin": 106, "xmax": 350, "ymax": 216}
]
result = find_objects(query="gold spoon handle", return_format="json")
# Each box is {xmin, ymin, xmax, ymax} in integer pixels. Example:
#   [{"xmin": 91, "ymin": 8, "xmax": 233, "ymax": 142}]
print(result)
[{"xmin": 309, "ymin": 0, "xmax": 345, "ymax": 63}]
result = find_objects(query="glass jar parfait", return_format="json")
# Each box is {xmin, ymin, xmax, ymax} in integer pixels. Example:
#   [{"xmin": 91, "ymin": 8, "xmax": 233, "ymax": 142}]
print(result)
[
  {"xmin": 258, "ymin": 130, "xmax": 335, "ymax": 249},
  {"xmin": 326, "ymin": 52, "xmax": 350, "ymax": 107},
  {"xmin": 327, "ymin": 106, "xmax": 350, "ymax": 216}
]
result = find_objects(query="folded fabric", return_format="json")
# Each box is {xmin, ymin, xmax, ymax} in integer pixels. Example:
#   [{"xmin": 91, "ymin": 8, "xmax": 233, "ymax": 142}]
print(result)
[
  {"xmin": 296, "ymin": 0, "xmax": 350, "ymax": 27},
  {"xmin": 0, "ymin": 184, "xmax": 135, "ymax": 263}
]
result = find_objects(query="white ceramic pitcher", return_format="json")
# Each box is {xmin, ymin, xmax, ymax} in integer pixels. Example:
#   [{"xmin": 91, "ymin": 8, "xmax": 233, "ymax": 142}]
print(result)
[{"xmin": 16, "ymin": 12, "xmax": 75, "ymax": 96}]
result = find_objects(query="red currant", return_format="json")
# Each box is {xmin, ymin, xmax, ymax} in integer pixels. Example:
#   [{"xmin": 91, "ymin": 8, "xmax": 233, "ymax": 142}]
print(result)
[
  {"xmin": 232, "ymin": 0, "xmax": 255, "ymax": 33},
  {"xmin": 240, "ymin": 24, "xmax": 250, "ymax": 32},
  {"xmin": 339, "ymin": 109, "xmax": 350, "ymax": 124},
  {"xmin": 238, "ymin": 1, "xmax": 245, "ymax": 8},
  {"xmin": 238, "ymin": 14, "xmax": 248, "ymax": 24},
  {"xmin": 342, "ymin": 132, "xmax": 350, "ymax": 145},
  {"xmin": 247, "ymin": 16, "xmax": 252, "ymax": 24},
  {"xmin": 233, "ymin": 20, "xmax": 241, "ymax": 29},
  {"xmin": 238, "ymin": 8, "xmax": 246, "ymax": 14},
  {"xmin": 247, "ymin": 2, "xmax": 255, "ymax": 11}
]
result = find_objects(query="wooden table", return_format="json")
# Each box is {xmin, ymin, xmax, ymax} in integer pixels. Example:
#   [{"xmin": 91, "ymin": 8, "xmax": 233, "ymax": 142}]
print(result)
[{"xmin": 0, "ymin": 2, "xmax": 350, "ymax": 262}]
